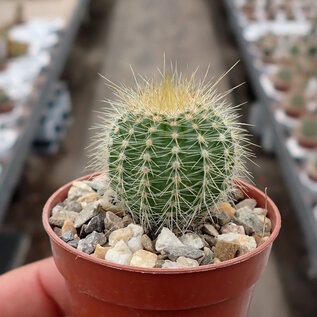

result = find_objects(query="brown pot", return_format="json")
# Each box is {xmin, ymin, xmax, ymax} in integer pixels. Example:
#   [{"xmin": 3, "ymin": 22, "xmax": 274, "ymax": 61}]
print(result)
[
  {"xmin": 43, "ymin": 174, "xmax": 281, "ymax": 317},
  {"xmin": 0, "ymin": 100, "xmax": 14, "ymax": 114},
  {"xmin": 272, "ymin": 76, "xmax": 291, "ymax": 92},
  {"xmin": 295, "ymin": 131, "xmax": 317, "ymax": 149},
  {"xmin": 283, "ymin": 104, "xmax": 306, "ymax": 118}
]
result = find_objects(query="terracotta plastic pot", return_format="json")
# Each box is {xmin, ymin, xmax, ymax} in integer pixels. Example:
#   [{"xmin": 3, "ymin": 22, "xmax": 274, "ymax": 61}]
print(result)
[{"xmin": 43, "ymin": 174, "xmax": 281, "ymax": 317}]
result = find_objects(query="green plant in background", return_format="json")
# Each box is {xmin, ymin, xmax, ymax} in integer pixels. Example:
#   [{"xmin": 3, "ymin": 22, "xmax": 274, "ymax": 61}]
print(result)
[
  {"xmin": 14, "ymin": 1, "xmax": 24, "ymax": 24},
  {"xmin": 0, "ymin": 88, "xmax": 9, "ymax": 105},
  {"xmin": 91, "ymin": 67, "xmax": 251, "ymax": 232},
  {"xmin": 277, "ymin": 67, "xmax": 292, "ymax": 82},
  {"xmin": 290, "ymin": 43, "xmax": 300, "ymax": 56},
  {"xmin": 289, "ymin": 92, "xmax": 305, "ymax": 108},
  {"xmin": 300, "ymin": 117, "xmax": 317, "ymax": 138}
]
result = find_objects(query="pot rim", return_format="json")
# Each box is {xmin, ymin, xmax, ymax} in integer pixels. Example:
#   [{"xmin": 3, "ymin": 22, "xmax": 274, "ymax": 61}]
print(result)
[{"xmin": 43, "ymin": 174, "xmax": 281, "ymax": 275}]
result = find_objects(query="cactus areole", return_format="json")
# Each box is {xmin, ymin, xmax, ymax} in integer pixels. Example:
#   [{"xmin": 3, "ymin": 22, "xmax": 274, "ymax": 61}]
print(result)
[{"xmin": 92, "ymin": 70, "xmax": 250, "ymax": 232}]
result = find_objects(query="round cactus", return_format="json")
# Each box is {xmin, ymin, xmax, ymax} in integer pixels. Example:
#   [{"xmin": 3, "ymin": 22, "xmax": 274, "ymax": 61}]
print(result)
[{"xmin": 91, "ymin": 69, "xmax": 250, "ymax": 232}]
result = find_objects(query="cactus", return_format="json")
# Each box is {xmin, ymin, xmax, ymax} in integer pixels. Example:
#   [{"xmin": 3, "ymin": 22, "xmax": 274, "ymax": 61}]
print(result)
[
  {"xmin": 0, "ymin": 88, "xmax": 13, "ymax": 113},
  {"xmin": 91, "ymin": 68, "xmax": 251, "ymax": 232},
  {"xmin": 276, "ymin": 67, "xmax": 292, "ymax": 82},
  {"xmin": 300, "ymin": 117, "xmax": 317, "ymax": 138},
  {"xmin": 289, "ymin": 93, "xmax": 305, "ymax": 108},
  {"xmin": 0, "ymin": 88, "xmax": 9, "ymax": 105}
]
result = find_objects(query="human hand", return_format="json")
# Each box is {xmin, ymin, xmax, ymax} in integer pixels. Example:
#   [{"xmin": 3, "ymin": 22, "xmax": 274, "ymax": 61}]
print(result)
[{"xmin": 0, "ymin": 257, "xmax": 70, "ymax": 317}]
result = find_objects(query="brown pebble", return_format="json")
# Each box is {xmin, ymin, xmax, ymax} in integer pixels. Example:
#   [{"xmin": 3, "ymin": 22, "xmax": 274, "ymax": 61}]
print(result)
[
  {"xmin": 203, "ymin": 234, "xmax": 217, "ymax": 247},
  {"xmin": 93, "ymin": 244, "xmax": 110, "ymax": 259},
  {"xmin": 122, "ymin": 214, "xmax": 133, "ymax": 226},
  {"xmin": 61, "ymin": 219, "xmax": 77, "ymax": 235},
  {"xmin": 214, "ymin": 240, "xmax": 240, "ymax": 261},
  {"xmin": 141, "ymin": 234, "xmax": 155, "ymax": 253},
  {"xmin": 77, "ymin": 192, "xmax": 100, "ymax": 205},
  {"xmin": 252, "ymin": 233, "xmax": 270, "ymax": 246},
  {"xmin": 217, "ymin": 202, "xmax": 236, "ymax": 218},
  {"xmin": 202, "ymin": 224, "xmax": 219, "ymax": 237}
]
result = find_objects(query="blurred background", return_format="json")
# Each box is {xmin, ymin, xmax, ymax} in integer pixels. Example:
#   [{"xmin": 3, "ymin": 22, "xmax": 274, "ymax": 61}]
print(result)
[{"xmin": 0, "ymin": 0, "xmax": 317, "ymax": 316}]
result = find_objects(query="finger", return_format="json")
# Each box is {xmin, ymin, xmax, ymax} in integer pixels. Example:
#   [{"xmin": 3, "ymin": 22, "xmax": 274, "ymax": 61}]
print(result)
[{"xmin": 0, "ymin": 257, "xmax": 70, "ymax": 317}]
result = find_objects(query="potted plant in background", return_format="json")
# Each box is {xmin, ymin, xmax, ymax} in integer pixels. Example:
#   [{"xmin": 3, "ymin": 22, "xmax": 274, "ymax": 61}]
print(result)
[
  {"xmin": 43, "ymin": 67, "xmax": 281, "ymax": 317},
  {"xmin": 0, "ymin": 88, "xmax": 14, "ymax": 114},
  {"xmin": 272, "ymin": 65, "xmax": 294, "ymax": 91},
  {"xmin": 296, "ymin": 116, "xmax": 317, "ymax": 148},
  {"xmin": 283, "ymin": 89, "xmax": 307, "ymax": 118}
]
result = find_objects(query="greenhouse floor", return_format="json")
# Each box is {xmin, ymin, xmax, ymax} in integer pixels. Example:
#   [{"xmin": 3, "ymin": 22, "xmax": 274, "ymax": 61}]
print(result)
[{"xmin": 3, "ymin": 0, "xmax": 317, "ymax": 316}]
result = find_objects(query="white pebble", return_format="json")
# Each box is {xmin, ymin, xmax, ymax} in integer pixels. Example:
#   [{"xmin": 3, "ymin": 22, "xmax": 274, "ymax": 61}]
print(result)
[
  {"xmin": 130, "ymin": 250, "xmax": 157, "ymax": 268},
  {"xmin": 162, "ymin": 260, "xmax": 183, "ymax": 269},
  {"xmin": 127, "ymin": 223, "xmax": 144, "ymax": 237},
  {"xmin": 218, "ymin": 233, "xmax": 256, "ymax": 254},
  {"xmin": 179, "ymin": 233, "xmax": 204, "ymax": 249},
  {"xmin": 128, "ymin": 236, "xmax": 143, "ymax": 253},
  {"xmin": 109, "ymin": 227, "xmax": 133, "ymax": 246},
  {"xmin": 176, "ymin": 256, "xmax": 199, "ymax": 268},
  {"xmin": 105, "ymin": 240, "xmax": 133, "ymax": 265},
  {"xmin": 155, "ymin": 227, "xmax": 184, "ymax": 252}
]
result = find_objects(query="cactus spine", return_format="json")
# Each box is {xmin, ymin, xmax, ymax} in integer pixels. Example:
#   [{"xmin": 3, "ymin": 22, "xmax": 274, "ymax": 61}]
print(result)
[{"xmin": 92, "ymin": 68, "xmax": 250, "ymax": 232}]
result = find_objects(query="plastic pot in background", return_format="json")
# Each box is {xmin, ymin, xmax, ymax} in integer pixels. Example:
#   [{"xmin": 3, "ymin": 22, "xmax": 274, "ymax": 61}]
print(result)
[{"xmin": 43, "ymin": 174, "xmax": 281, "ymax": 317}]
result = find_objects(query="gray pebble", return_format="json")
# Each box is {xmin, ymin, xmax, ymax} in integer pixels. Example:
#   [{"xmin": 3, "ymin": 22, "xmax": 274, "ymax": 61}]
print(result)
[
  {"xmin": 67, "ymin": 239, "xmax": 79, "ymax": 248},
  {"xmin": 61, "ymin": 231, "xmax": 75, "ymax": 243},
  {"xmin": 104, "ymin": 211, "xmax": 124, "ymax": 234},
  {"xmin": 200, "ymin": 254, "xmax": 213, "ymax": 266},
  {"xmin": 64, "ymin": 200, "xmax": 82, "ymax": 213},
  {"xmin": 234, "ymin": 207, "xmax": 267, "ymax": 235},
  {"xmin": 49, "ymin": 210, "xmax": 78, "ymax": 227},
  {"xmin": 235, "ymin": 198, "xmax": 257, "ymax": 210},
  {"xmin": 85, "ymin": 212, "xmax": 106, "ymax": 234},
  {"xmin": 84, "ymin": 180, "xmax": 108, "ymax": 196},
  {"xmin": 79, "ymin": 224, "xmax": 88, "ymax": 238},
  {"xmin": 203, "ymin": 234, "xmax": 217, "ymax": 247},
  {"xmin": 163, "ymin": 246, "xmax": 204, "ymax": 261},
  {"xmin": 77, "ymin": 231, "xmax": 107, "ymax": 254},
  {"xmin": 74, "ymin": 202, "xmax": 100, "ymax": 228},
  {"xmin": 52, "ymin": 203, "xmax": 65, "ymax": 216}
]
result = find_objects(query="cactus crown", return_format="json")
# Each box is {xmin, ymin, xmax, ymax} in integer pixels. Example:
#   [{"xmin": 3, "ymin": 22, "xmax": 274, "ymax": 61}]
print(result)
[{"xmin": 91, "ymin": 67, "xmax": 251, "ymax": 232}]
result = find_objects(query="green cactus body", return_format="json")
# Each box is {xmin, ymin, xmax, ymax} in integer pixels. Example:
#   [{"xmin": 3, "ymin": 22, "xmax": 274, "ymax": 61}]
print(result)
[
  {"xmin": 0, "ymin": 88, "xmax": 9, "ymax": 105},
  {"xmin": 93, "ymin": 71, "xmax": 249, "ymax": 231},
  {"xmin": 277, "ymin": 68, "xmax": 292, "ymax": 82},
  {"xmin": 290, "ymin": 93, "xmax": 305, "ymax": 108},
  {"xmin": 290, "ymin": 44, "xmax": 299, "ymax": 56},
  {"xmin": 300, "ymin": 117, "xmax": 317, "ymax": 138}
]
